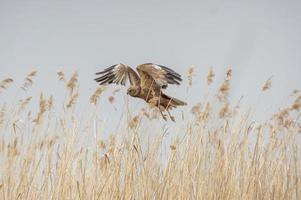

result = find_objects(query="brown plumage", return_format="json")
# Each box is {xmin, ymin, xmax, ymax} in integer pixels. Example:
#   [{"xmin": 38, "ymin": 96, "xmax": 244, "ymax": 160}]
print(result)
[{"xmin": 94, "ymin": 63, "xmax": 187, "ymax": 121}]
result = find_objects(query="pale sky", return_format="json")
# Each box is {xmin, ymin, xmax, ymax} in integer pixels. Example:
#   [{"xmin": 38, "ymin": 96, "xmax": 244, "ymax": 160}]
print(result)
[{"xmin": 1, "ymin": 0, "xmax": 301, "ymax": 129}]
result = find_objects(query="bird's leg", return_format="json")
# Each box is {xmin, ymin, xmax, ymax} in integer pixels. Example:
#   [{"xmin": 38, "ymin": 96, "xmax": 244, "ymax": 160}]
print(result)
[
  {"xmin": 159, "ymin": 89, "xmax": 162, "ymax": 108},
  {"xmin": 159, "ymin": 109, "xmax": 167, "ymax": 121},
  {"xmin": 166, "ymin": 109, "xmax": 175, "ymax": 122},
  {"xmin": 297, "ymin": 112, "xmax": 301, "ymax": 128},
  {"xmin": 158, "ymin": 105, "xmax": 167, "ymax": 121}
]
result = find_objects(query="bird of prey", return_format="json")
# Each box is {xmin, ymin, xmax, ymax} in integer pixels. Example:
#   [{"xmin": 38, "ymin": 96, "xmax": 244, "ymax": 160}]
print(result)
[{"xmin": 94, "ymin": 63, "xmax": 187, "ymax": 121}]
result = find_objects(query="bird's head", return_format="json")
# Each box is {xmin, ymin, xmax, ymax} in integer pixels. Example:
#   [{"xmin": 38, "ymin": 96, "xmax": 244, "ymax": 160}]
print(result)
[{"xmin": 127, "ymin": 86, "xmax": 140, "ymax": 97}]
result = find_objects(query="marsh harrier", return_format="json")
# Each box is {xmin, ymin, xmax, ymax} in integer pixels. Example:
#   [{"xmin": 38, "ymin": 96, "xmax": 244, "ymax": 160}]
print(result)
[{"xmin": 94, "ymin": 63, "xmax": 186, "ymax": 121}]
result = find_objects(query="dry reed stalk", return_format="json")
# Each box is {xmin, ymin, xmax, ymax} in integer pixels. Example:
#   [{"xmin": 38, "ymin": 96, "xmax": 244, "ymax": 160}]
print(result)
[{"xmin": 0, "ymin": 69, "xmax": 300, "ymax": 200}]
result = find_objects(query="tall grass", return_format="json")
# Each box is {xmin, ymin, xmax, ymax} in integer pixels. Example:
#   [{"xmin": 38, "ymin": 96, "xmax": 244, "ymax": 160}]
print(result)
[{"xmin": 0, "ymin": 68, "xmax": 300, "ymax": 200}]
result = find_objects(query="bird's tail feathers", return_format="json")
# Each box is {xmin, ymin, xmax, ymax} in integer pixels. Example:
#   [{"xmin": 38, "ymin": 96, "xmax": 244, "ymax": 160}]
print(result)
[{"xmin": 161, "ymin": 94, "xmax": 187, "ymax": 107}]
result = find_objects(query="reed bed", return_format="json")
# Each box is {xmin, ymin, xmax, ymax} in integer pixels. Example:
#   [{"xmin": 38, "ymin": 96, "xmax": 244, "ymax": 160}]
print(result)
[{"xmin": 0, "ymin": 68, "xmax": 300, "ymax": 200}]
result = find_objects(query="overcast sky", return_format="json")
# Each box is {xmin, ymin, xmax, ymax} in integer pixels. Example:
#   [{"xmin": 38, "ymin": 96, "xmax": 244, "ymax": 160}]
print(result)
[{"xmin": 1, "ymin": 0, "xmax": 300, "ymax": 129}]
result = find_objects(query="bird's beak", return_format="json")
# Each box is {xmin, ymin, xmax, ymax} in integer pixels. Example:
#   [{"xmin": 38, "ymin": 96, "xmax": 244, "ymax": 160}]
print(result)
[{"xmin": 126, "ymin": 90, "xmax": 129, "ymax": 95}]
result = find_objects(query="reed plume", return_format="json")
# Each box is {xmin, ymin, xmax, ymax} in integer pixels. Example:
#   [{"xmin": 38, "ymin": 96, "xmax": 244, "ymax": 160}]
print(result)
[
  {"xmin": 0, "ymin": 78, "xmax": 13, "ymax": 93},
  {"xmin": 33, "ymin": 93, "xmax": 47, "ymax": 125},
  {"xmin": 0, "ymin": 68, "xmax": 299, "ymax": 200},
  {"xmin": 262, "ymin": 76, "xmax": 273, "ymax": 91},
  {"xmin": 216, "ymin": 68, "xmax": 232, "ymax": 102},
  {"xmin": 21, "ymin": 70, "xmax": 37, "ymax": 91},
  {"xmin": 207, "ymin": 67, "xmax": 215, "ymax": 85},
  {"xmin": 90, "ymin": 87, "xmax": 105, "ymax": 105}
]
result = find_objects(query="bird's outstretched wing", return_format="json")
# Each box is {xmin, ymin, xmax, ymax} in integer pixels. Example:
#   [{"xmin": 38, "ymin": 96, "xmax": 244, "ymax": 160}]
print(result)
[
  {"xmin": 136, "ymin": 63, "xmax": 182, "ymax": 89},
  {"xmin": 95, "ymin": 64, "xmax": 140, "ymax": 86}
]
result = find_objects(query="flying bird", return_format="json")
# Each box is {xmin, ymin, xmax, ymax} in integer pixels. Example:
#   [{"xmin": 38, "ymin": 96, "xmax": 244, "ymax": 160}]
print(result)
[{"xmin": 94, "ymin": 63, "xmax": 187, "ymax": 121}]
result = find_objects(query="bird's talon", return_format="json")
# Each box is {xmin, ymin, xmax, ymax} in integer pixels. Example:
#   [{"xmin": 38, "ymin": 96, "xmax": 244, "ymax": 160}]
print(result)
[{"xmin": 170, "ymin": 116, "xmax": 175, "ymax": 122}]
